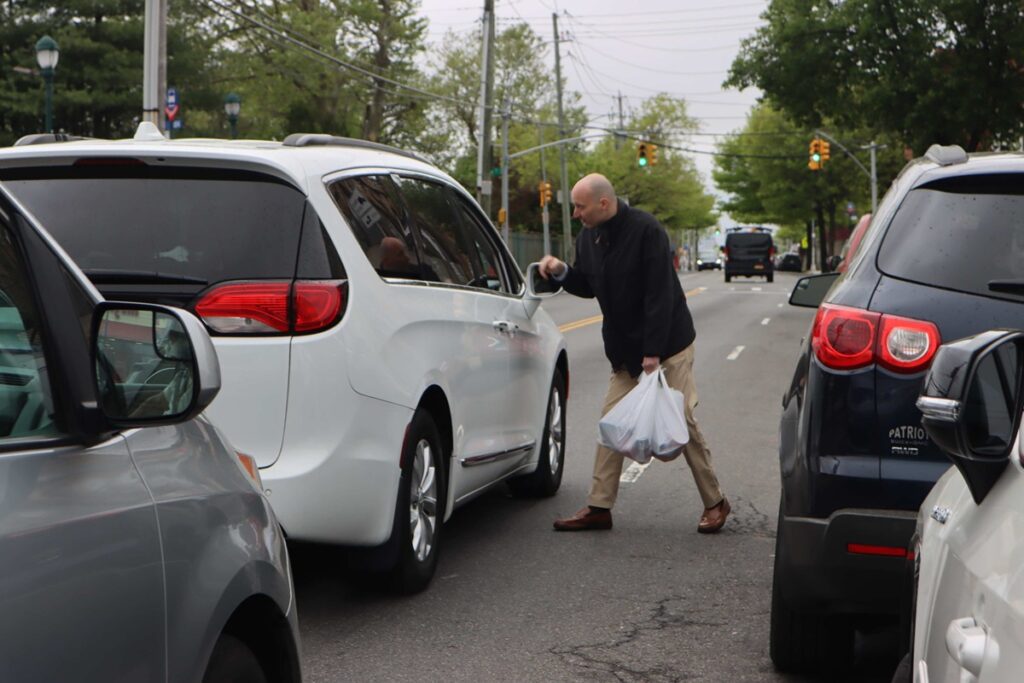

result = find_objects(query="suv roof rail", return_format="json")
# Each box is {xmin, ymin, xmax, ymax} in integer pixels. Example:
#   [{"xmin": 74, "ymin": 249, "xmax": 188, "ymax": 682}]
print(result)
[
  {"xmin": 924, "ymin": 144, "xmax": 968, "ymax": 167},
  {"xmin": 282, "ymin": 133, "xmax": 428, "ymax": 163},
  {"xmin": 14, "ymin": 133, "xmax": 93, "ymax": 147}
]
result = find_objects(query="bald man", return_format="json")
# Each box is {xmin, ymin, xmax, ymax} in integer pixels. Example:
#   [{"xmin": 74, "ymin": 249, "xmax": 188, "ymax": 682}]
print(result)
[{"xmin": 539, "ymin": 173, "xmax": 729, "ymax": 533}]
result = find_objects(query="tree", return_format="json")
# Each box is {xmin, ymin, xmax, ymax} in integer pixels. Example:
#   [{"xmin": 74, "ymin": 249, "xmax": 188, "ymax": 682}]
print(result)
[{"xmin": 727, "ymin": 0, "xmax": 1024, "ymax": 153}]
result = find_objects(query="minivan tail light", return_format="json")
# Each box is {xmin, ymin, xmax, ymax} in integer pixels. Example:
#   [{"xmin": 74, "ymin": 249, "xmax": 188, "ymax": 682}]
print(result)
[
  {"xmin": 812, "ymin": 303, "xmax": 939, "ymax": 373},
  {"xmin": 194, "ymin": 280, "xmax": 347, "ymax": 335},
  {"xmin": 196, "ymin": 282, "xmax": 291, "ymax": 333},
  {"xmin": 294, "ymin": 281, "xmax": 346, "ymax": 332}
]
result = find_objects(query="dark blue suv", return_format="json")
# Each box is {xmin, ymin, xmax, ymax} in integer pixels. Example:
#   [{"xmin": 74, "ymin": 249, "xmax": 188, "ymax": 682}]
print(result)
[{"xmin": 770, "ymin": 145, "xmax": 1024, "ymax": 672}]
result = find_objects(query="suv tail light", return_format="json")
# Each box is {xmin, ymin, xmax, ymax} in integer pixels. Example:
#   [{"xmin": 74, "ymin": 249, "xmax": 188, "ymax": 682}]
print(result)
[
  {"xmin": 194, "ymin": 280, "xmax": 347, "ymax": 335},
  {"xmin": 812, "ymin": 303, "xmax": 939, "ymax": 373}
]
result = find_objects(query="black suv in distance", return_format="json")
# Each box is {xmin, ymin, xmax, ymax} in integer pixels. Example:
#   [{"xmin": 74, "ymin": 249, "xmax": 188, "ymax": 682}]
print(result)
[
  {"xmin": 724, "ymin": 229, "xmax": 774, "ymax": 283},
  {"xmin": 771, "ymin": 145, "xmax": 1024, "ymax": 672}
]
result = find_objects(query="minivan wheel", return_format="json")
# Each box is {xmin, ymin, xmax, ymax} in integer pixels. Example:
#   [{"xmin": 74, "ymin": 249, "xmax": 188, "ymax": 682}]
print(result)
[
  {"xmin": 390, "ymin": 410, "xmax": 444, "ymax": 594},
  {"xmin": 203, "ymin": 634, "xmax": 267, "ymax": 683},
  {"xmin": 724, "ymin": 273, "xmax": 731, "ymax": 283},
  {"xmin": 767, "ymin": 272, "xmax": 774, "ymax": 283},
  {"xmin": 770, "ymin": 502, "xmax": 853, "ymax": 672},
  {"xmin": 508, "ymin": 371, "xmax": 566, "ymax": 498}
]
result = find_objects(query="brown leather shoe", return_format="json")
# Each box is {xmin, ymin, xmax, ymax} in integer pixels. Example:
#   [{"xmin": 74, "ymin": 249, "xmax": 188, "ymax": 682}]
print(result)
[
  {"xmin": 698, "ymin": 497, "xmax": 730, "ymax": 534},
  {"xmin": 553, "ymin": 506, "xmax": 613, "ymax": 531}
]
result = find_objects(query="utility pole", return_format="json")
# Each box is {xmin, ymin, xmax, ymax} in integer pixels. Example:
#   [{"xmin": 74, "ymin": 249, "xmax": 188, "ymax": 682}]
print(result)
[
  {"xmin": 615, "ymin": 91, "xmax": 625, "ymax": 150},
  {"xmin": 868, "ymin": 141, "xmax": 878, "ymax": 215},
  {"xmin": 142, "ymin": 0, "xmax": 162, "ymax": 127},
  {"xmin": 539, "ymin": 125, "xmax": 551, "ymax": 255},
  {"xmin": 476, "ymin": 0, "xmax": 496, "ymax": 214},
  {"xmin": 552, "ymin": 12, "xmax": 572, "ymax": 261},
  {"xmin": 158, "ymin": 0, "xmax": 167, "ymax": 137},
  {"xmin": 500, "ymin": 98, "xmax": 511, "ymax": 244}
]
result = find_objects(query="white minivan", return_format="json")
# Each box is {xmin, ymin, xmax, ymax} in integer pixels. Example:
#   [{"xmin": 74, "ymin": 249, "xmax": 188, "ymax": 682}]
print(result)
[
  {"xmin": 899, "ymin": 329, "xmax": 1024, "ymax": 682},
  {"xmin": 1, "ymin": 125, "xmax": 568, "ymax": 592}
]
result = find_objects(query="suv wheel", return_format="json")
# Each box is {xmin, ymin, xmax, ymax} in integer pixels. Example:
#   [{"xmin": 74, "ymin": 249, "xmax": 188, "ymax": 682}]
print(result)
[
  {"xmin": 203, "ymin": 634, "xmax": 267, "ymax": 683},
  {"xmin": 390, "ymin": 410, "xmax": 444, "ymax": 594},
  {"xmin": 508, "ymin": 371, "xmax": 566, "ymax": 498},
  {"xmin": 769, "ymin": 502, "xmax": 853, "ymax": 672}
]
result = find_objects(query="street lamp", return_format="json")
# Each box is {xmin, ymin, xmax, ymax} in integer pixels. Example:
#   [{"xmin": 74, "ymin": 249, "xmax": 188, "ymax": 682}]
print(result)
[
  {"xmin": 223, "ymin": 93, "xmax": 241, "ymax": 139},
  {"xmin": 35, "ymin": 35, "xmax": 59, "ymax": 133}
]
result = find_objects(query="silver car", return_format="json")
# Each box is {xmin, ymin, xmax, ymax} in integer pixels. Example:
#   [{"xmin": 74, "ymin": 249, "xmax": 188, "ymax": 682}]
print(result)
[{"xmin": 0, "ymin": 186, "xmax": 301, "ymax": 682}]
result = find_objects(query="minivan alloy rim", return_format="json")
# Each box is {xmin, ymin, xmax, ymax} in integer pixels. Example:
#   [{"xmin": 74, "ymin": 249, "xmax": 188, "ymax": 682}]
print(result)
[
  {"xmin": 548, "ymin": 387, "xmax": 563, "ymax": 476},
  {"xmin": 410, "ymin": 439, "xmax": 437, "ymax": 562}
]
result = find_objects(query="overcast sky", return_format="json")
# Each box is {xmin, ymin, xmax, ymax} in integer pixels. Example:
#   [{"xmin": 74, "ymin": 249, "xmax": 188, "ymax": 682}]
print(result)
[{"xmin": 416, "ymin": 0, "xmax": 768, "ymax": 200}]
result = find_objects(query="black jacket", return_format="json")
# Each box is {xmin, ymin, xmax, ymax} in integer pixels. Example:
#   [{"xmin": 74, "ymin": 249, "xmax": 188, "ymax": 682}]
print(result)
[{"xmin": 561, "ymin": 201, "xmax": 695, "ymax": 377}]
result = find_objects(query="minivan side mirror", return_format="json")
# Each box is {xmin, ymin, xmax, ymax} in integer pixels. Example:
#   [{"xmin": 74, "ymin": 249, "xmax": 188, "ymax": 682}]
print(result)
[
  {"xmin": 523, "ymin": 262, "xmax": 561, "ymax": 318},
  {"xmin": 93, "ymin": 303, "xmax": 221, "ymax": 427},
  {"xmin": 789, "ymin": 272, "xmax": 840, "ymax": 308},
  {"xmin": 916, "ymin": 329, "xmax": 1024, "ymax": 504}
]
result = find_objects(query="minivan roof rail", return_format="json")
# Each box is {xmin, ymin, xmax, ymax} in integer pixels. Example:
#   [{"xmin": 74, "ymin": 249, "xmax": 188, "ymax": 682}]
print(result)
[
  {"xmin": 282, "ymin": 133, "xmax": 428, "ymax": 163},
  {"xmin": 14, "ymin": 133, "xmax": 93, "ymax": 146},
  {"xmin": 924, "ymin": 144, "xmax": 968, "ymax": 167}
]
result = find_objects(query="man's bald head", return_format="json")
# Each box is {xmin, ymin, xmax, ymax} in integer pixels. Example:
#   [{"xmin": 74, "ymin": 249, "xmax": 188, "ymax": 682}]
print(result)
[{"xmin": 571, "ymin": 173, "xmax": 619, "ymax": 228}]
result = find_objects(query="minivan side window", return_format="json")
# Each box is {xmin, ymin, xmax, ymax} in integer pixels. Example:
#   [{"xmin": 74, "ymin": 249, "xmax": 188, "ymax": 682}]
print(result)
[
  {"xmin": 0, "ymin": 224, "xmax": 59, "ymax": 439},
  {"xmin": 329, "ymin": 175, "xmax": 424, "ymax": 281},
  {"xmin": 449, "ymin": 194, "xmax": 511, "ymax": 294},
  {"xmin": 393, "ymin": 177, "xmax": 475, "ymax": 286}
]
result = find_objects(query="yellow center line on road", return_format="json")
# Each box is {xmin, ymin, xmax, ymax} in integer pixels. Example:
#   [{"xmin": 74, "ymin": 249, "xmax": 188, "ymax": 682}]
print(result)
[{"xmin": 557, "ymin": 286, "xmax": 707, "ymax": 333}]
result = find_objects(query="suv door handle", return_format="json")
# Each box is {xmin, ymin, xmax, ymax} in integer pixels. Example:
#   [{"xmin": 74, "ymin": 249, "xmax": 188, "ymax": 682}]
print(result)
[
  {"xmin": 493, "ymin": 320, "xmax": 518, "ymax": 334},
  {"xmin": 945, "ymin": 616, "xmax": 990, "ymax": 678}
]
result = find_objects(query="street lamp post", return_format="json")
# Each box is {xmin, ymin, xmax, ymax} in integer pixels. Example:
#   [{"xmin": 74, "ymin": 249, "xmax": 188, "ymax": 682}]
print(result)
[
  {"xmin": 224, "ymin": 93, "xmax": 241, "ymax": 139},
  {"xmin": 35, "ymin": 36, "xmax": 59, "ymax": 133}
]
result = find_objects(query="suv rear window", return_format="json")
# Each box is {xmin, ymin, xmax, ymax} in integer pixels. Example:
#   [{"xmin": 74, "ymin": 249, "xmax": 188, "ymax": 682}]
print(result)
[
  {"xmin": 1, "ymin": 167, "xmax": 307, "ymax": 284},
  {"xmin": 878, "ymin": 174, "xmax": 1024, "ymax": 301},
  {"xmin": 726, "ymin": 232, "xmax": 772, "ymax": 256}
]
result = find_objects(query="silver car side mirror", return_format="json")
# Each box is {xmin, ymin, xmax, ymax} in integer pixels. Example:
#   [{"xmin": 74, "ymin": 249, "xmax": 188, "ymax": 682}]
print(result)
[
  {"xmin": 93, "ymin": 303, "xmax": 221, "ymax": 426},
  {"xmin": 523, "ymin": 262, "xmax": 562, "ymax": 318}
]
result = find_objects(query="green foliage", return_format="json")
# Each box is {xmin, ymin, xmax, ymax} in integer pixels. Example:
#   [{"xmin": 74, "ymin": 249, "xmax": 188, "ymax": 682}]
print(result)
[{"xmin": 727, "ymin": 0, "xmax": 1024, "ymax": 153}]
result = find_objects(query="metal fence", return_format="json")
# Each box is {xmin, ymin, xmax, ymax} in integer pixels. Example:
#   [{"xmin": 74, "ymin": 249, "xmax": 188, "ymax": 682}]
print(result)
[{"xmin": 507, "ymin": 232, "xmax": 564, "ymax": 271}]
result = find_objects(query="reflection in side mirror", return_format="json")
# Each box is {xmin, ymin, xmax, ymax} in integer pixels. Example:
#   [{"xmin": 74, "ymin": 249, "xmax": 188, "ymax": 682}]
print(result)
[
  {"xmin": 917, "ymin": 329, "xmax": 1024, "ymax": 503},
  {"xmin": 789, "ymin": 272, "xmax": 840, "ymax": 308},
  {"xmin": 93, "ymin": 303, "xmax": 221, "ymax": 426},
  {"xmin": 525, "ymin": 262, "xmax": 562, "ymax": 298}
]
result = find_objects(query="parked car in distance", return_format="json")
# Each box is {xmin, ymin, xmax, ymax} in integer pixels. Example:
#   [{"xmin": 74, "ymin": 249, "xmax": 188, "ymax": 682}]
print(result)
[
  {"xmin": 2, "ymin": 124, "xmax": 568, "ymax": 594},
  {"xmin": 775, "ymin": 252, "xmax": 803, "ymax": 272},
  {"xmin": 0, "ymin": 185, "xmax": 300, "ymax": 683},
  {"xmin": 771, "ymin": 144, "xmax": 1024, "ymax": 673},
  {"xmin": 896, "ymin": 329, "xmax": 1024, "ymax": 683},
  {"xmin": 724, "ymin": 228, "xmax": 774, "ymax": 282}
]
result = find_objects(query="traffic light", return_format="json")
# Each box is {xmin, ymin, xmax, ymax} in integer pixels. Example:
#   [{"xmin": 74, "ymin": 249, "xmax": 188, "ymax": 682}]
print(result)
[
  {"xmin": 820, "ymin": 140, "xmax": 830, "ymax": 163},
  {"xmin": 650, "ymin": 143, "xmax": 658, "ymax": 166},
  {"xmin": 636, "ymin": 142, "xmax": 649, "ymax": 167},
  {"xmin": 808, "ymin": 138, "xmax": 822, "ymax": 171},
  {"xmin": 497, "ymin": 207, "xmax": 507, "ymax": 224},
  {"xmin": 538, "ymin": 181, "xmax": 553, "ymax": 207}
]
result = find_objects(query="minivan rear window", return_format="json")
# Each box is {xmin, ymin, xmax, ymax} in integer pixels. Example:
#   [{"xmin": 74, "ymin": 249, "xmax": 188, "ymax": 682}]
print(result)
[
  {"xmin": 1, "ymin": 167, "xmax": 306, "ymax": 284},
  {"xmin": 726, "ymin": 233, "xmax": 772, "ymax": 257},
  {"xmin": 877, "ymin": 174, "xmax": 1024, "ymax": 301}
]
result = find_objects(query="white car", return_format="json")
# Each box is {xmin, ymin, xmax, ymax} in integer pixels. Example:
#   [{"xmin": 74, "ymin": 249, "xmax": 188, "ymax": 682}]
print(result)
[
  {"xmin": 0, "ymin": 124, "xmax": 568, "ymax": 593},
  {"xmin": 900, "ymin": 329, "xmax": 1024, "ymax": 682}
]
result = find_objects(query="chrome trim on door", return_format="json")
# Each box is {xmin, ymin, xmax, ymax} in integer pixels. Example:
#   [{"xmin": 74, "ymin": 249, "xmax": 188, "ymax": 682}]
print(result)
[
  {"xmin": 916, "ymin": 396, "xmax": 961, "ymax": 423},
  {"xmin": 459, "ymin": 441, "xmax": 535, "ymax": 467}
]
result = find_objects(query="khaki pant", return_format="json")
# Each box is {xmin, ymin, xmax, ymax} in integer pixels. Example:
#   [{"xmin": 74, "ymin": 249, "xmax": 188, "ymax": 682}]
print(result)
[{"xmin": 587, "ymin": 344, "xmax": 724, "ymax": 510}]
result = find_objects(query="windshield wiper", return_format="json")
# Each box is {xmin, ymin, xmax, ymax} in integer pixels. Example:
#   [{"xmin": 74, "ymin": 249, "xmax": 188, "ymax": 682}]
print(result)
[
  {"xmin": 83, "ymin": 269, "xmax": 208, "ymax": 285},
  {"xmin": 987, "ymin": 279, "xmax": 1024, "ymax": 295}
]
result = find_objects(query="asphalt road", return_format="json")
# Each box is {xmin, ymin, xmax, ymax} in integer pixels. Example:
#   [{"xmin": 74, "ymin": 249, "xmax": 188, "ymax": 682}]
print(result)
[{"xmin": 289, "ymin": 269, "xmax": 902, "ymax": 682}]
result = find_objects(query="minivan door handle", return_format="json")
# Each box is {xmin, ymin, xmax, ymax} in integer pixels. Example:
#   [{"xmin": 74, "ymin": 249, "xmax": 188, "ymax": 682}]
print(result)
[
  {"xmin": 945, "ymin": 616, "xmax": 991, "ymax": 679},
  {"xmin": 493, "ymin": 320, "xmax": 519, "ymax": 335}
]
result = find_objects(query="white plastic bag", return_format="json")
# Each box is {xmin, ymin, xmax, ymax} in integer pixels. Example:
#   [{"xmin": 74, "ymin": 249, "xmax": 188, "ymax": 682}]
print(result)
[{"xmin": 597, "ymin": 368, "xmax": 690, "ymax": 463}]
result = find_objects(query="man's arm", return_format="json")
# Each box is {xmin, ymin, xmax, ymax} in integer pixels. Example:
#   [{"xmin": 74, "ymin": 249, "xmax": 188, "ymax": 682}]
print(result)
[
  {"xmin": 538, "ymin": 238, "xmax": 594, "ymax": 298},
  {"xmin": 642, "ymin": 220, "xmax": 674, "ymax": 362}
]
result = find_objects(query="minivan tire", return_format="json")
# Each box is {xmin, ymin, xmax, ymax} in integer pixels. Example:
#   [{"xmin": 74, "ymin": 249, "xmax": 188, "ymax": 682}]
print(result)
[
  {"xmin": 770, "ymin": 502, "xmax": 853, "ymax": 673},
  {"xmin": 508, "ymin": 371, "xmax": 566, "ymax": 498},
  {"xmin": 724, "ymin": 273, "xmax": 731, "ymax": 283},
  {"xmin": 767, "ymin": 273, "xmax": 774, "ymax": 283},
  {"xmin": 203, "ymin": 634, "xmax": 268, "ymax": 683},
  {"xmin": 389, "ymin": 410, "xmax": 445, "ymax": 594}
]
